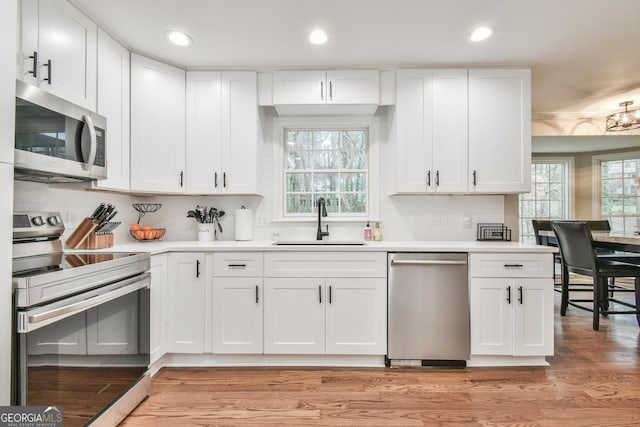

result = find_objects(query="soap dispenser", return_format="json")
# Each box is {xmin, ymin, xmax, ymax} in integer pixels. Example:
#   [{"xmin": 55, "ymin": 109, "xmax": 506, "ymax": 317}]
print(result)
[
  {"xmin": 373, "ymin": 222, "xmax": 382, "ymax": 241},
  {"xmin": 364, "ymin": 222, "xmax": 372, "ymax": 241}
]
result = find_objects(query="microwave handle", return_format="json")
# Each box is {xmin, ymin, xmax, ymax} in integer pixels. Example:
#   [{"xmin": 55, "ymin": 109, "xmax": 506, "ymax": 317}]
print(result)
[{"xmin": 82, "ymin": 114, "xmax": 97, "ymax": 171}]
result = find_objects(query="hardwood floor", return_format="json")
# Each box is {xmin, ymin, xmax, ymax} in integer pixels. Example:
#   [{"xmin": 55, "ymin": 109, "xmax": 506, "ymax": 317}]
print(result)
[{"xmin": 122, "ymin": 295, "xmax": 640, "ymax": 426}]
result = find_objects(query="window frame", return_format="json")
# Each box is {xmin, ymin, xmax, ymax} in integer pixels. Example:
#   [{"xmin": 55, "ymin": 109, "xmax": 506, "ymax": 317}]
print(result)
[
  {"xmin": 272, "ymin": 117, "xmax": 380, "ymax": 223},
  {"xmin": 592, "ymin": 150, "xmax": 640, "ymax": 231},
  {"xmin": 519, "ymin": 156, "xmax": 574, "ymax": 243}
]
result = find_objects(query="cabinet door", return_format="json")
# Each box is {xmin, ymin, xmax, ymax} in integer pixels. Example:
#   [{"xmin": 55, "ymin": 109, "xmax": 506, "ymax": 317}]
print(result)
[
  {"xmin": 272, "ymin": 71, "xmax": 326, "ymax": 104},
  {"xmin": 513, "ymin": 278, "xmax": 554, "ymax": 356},
  {"xmin": 264, "ymin": 278, "xmax": 325, "ymax": 354},
  {"xmin": 326, "ymin": 70, "xmax": 379, "ymax": 104},
  {"xmin": 150, "ymin": 254, "xmax": 167, "ymax": 364},
  {"xmin": 470, "ymin": 277, "xmax": 513, "ymax": 355},
  {"xmin": 36, "ymin": 0, "xmax": 97, "ymax": 110},
  {"xmin": 86, "ymin": 291, "xmax": 138, "ymax": 355},
  {"xmin": 432, "ymin": 69, "xmax": 468, "ymax": 193},
  {"xmin": 130, "ymin": 54, "xmax": 186, "ymax": 193},
  {"xmin": 325, "ymin": 278, "xmax": 386, "ymax": 355},
  {"xmin": 212, "ymin": 277, "xmax": 263, "ymax": 353},
  {"xmin": 167, "ymin": 253, "xmax": 205, "ymax": 353},
  {"xmin": 95, "ymin": 29, "xmax": 130, "ymax": 191},
  {"xmin": 395, "ymin": 69, "xmax": 433, "ymax": 193},
  {"xmin": 186, "ymin": 71, "xmax": 222, "ymax": 194},
  {"xmin": 468, "ymin": 69, "xmax": 531, "ymax": 193},
  {"xmin": 17, "ymin": 0, "xmax": 38, "ymax": 87},
  {"xmin": 220, "ymin": 71, "xmax": 257, "ymax": 194}
]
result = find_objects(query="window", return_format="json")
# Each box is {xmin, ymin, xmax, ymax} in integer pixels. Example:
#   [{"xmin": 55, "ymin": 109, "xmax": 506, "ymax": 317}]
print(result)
[
  {"xmin": 519, "ymin": 160, "xmax": 571, "ymax": 243},
  {"xmin": 600, "ymin": 157, "xmax": 640, "ymax": 233},
  {"xmin": 284, "ymin": 129, "xmax": 368, "ymax": 216}
]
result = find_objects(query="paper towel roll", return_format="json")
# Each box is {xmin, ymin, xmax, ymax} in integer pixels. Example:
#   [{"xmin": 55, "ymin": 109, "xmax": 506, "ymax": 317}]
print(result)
[{"xmin": 234, "ymin": 207, "xmax": 253, "ymax": 241}]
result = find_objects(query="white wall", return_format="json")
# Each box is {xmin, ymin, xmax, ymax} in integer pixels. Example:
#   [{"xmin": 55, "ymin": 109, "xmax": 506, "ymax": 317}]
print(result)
[{"xmin": 1, "ymin": 0, "xmax": 17, "ymax": 406}]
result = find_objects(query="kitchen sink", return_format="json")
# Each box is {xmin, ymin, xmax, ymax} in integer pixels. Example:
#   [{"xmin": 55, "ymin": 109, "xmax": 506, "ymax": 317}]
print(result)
[{"xmin": 272, "ymin": 241, "xmax": 367, "ymax": 246}]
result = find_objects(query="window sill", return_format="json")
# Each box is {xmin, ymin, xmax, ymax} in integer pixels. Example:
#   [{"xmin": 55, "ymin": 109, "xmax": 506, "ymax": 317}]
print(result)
[{"xmin": 271, "ymin": 217, "xmax": 378, "ymax": 224}]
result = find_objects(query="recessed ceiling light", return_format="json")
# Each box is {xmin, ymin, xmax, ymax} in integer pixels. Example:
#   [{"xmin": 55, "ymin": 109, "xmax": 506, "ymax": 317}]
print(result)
[
  {"xmin": 166, "ymin": 30, "xmax": 192, "ymax": 46},
  {"xmin": 470, "ymin": 26, "xmax": 494, "ymax": 42},
  {"xmin": 309, "ymin": 29, "xmax": 328, "ymax": 45}
]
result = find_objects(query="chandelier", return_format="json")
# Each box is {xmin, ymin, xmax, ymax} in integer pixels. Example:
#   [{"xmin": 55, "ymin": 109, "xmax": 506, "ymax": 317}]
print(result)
[{"xmin": 606, "ymin": 101, "xmax": 640, "ymax": 132}]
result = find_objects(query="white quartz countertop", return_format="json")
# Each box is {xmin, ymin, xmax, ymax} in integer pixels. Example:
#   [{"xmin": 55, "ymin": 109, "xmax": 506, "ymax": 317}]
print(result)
[{"xmin": 68, "ymin": 240, "xmax": 557, "ymax": 255}]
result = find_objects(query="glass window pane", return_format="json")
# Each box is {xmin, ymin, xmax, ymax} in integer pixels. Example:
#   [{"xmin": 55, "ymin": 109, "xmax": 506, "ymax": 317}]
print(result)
[
  {"xmin": 287, "ymin": 131, "xmax": 313, "ymax": 150},
  {"xmin": 341, "ymin": 173, "xmax": 366, "ymax": 192},
  {"xmin": 287, "ymin": 151, "xmax": 311, "ymax": 169},
  {"xmin": 313, "ymin": 150, "xmax": 339, "ymax": 169},
  {"xmin": 287, "ymin": 173, "xmax": 312, "ymax": 192},
  {"xmin": 313, "ymin": 173, "xmax": 338, "ymax": 192},
  {"xmin": 287, "ymin": 193, "xmax": 313, "ymax": 213},
  {"xmin": 548, "ymin": 164, "xmax": 563, "ymax": 182},
  {"xmin": 313, "ymin": 131, "xmax": 339, "ymax": 150},
  {"xmin": 341, "ymin": 193, "xmax": 366, "ymax": 213},
  {"xmin": 341, "ymin": 131, "xmax": 366, "ymax": 150}
]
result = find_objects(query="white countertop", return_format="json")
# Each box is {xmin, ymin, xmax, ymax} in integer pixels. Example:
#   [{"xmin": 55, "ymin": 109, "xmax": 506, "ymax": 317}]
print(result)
[{"xmin": 68, "ymin": 239, "xmax": 557, "ymax": 255}]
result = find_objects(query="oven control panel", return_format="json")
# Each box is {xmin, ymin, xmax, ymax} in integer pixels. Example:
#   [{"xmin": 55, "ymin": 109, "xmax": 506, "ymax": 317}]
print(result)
[{"xmin": 13, "ymin": 211, "xmax": 65, "ymax": 240}]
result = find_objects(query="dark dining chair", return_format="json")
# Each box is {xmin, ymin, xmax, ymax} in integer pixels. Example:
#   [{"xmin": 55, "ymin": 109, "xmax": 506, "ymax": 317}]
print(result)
[{"xmin": 551, "ymin": 221, "xmax": 640, "ymax": 330}]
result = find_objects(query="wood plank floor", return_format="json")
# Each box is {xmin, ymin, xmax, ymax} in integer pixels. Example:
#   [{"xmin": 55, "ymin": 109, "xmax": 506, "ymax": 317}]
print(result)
[{"xmin": 122, "ymin": 295, "xmax": 640, "ymax": 426}]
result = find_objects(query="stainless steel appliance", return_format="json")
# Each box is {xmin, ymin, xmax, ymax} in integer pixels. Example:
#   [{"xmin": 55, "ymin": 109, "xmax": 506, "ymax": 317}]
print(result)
[
  {"xmin": 387, "ymin": 252, "xmax": 470, "ymax": 367},
  {"xmin": 12, "ymin": 211, "xmax": 150, "ymax": 426},
  {"xmin": 14, "ymin": 80, "xmax": 107, "ymax": 182}
]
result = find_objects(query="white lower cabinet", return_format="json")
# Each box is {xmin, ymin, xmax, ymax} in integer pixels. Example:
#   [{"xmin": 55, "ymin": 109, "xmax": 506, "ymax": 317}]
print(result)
[
  {"xmin": 263, "ymin": 252, "xmax": 387, "ymax": 355},
  {"xmin": 166, "ymin": 252, "xmax": 205, "ymax": 353},
  {"xmin": 469, "ymin": 253, "xmax": 554, "ymax": 357},
  {"xmin": 212, "ymin": 252, "xmax": 263, "ymax": 354},
  {"xmin": 150, "ymin": 254, "xmax": 167, "ymax": 364}
]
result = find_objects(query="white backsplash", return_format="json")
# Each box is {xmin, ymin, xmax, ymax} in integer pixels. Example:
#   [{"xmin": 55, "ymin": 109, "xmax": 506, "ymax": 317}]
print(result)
[{"xmin": 14, "ymin": 181, "xmax": 504, "ymax": 244}]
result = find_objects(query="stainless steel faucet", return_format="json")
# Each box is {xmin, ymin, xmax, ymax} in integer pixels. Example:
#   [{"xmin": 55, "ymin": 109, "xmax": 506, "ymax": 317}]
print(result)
[{"xmin": 316, "ymin": 197, "xmax": 329, "ymax": 240}]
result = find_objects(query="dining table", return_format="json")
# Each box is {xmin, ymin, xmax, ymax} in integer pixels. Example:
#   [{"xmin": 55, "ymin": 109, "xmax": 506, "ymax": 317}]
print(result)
[{"xmin": 539, "ymin": 229, "xmax": 640, "ymax": 253}]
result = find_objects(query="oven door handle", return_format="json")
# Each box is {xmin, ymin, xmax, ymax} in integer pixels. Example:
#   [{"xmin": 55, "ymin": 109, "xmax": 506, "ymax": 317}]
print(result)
[{"xmin": 21, "ymin": 273, "xmax": 150, "ymax": 333}]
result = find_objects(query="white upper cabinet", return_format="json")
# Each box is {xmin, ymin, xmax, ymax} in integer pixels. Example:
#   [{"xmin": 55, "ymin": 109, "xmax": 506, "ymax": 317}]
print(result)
[
  {"xmin": 130, "ymin": 54, "xmax": 186, "ymax": 193},
  {"xmin": 272, "ymin": 70, "xmax": 379, "ymax": 115},
  {"xmin": 18, "ymin": 0, "xmax": 97, "ymax": 110},
  {"xmin": 186, "ymin": 71, "xmax": 258, "ymax": 194},
  {"xmin": 94, "ymin": 29, "xmax": 129, "ymax": 191},
  {"xmin": 394, "ymin": 69, "xmax": 468, "ymax": 193},
  {"xmin": 468, "ymin": 69, "xmax": 531, "ymax": 193}
]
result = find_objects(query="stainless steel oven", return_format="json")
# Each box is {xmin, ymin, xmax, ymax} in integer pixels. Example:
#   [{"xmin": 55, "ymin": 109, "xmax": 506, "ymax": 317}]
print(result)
[
  {"xmin": 11, "ymin": 212, "xmax": 150, "ymax": 426},
  {"xmin": 14, "ymin": 80, "xmax": 107, "ymax": 183}
]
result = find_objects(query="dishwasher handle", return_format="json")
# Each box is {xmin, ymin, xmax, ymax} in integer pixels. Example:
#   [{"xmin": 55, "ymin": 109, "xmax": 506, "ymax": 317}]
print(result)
[{"xmin": 390, "ymin": 259, "xmax": 467, "ymax": 266}]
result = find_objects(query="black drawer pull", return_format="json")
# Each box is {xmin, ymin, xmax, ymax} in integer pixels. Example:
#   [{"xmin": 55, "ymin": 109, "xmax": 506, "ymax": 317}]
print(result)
[
  {"xmin": 255, "ymin": 285, "xmax": 259, "ymax": 303},
  {"xmin": 28, "ymin": 51, "xmax": 38, "ymax": 78},
  {"xmin": 44, "ymin": 59, "xmax": 52, "ymax": 84},
  {"xmin": 228, "ymin": 263, "xmax": 247, "ymax": 268},
  {"xmin": 506, "ymin": 285, "xmax": 511, "ymax": 304},
  {"xmin": 196, "ymin": 259, "xmax": 200, "ymax": 277},
  {"xmin": 504, "ymin": 264, "xmax": 524, "ymax": 268},
  {"xmin": 518, "ymin": 286, "xmax": 523, "ymax": 304}
]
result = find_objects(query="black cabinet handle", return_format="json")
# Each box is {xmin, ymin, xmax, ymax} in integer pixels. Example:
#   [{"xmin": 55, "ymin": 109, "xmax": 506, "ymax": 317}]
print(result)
[
  {"xmin": 504, "ymin": 264, "xmax": 524, "ymax": 268},
  {"xmin": 320, "ymin": 81, "xmax": 324, "ymax": 101},
  {"xmin": 196, "ymin": 259, "xmax": 200, "ymax": 277},
  {"xmin": 179, "ymin": 171, "xmax": 184, "ymax": 187},
  {"xmin": 506, "ymin": 285, "xmax": 511, "ymax": 304},
  {"xmin": 318, "ymin": 285, "xmax": 322, "ymax": 304},
  {"xmin": 228, "ymin": 263, "xmax": 247, "ymax": 268},
  {"xmin": 435, "ymin": 170, "xmax": 440, "ymax": 186},
  {"xmin": 329, "ymin": 285, "xmax": 332, "ymax": 304},
  {"xmin": 472, "ymin": 170, "xmax": 477, "ymax": 186},
  {"xmin": 329, "ymin": 81, "xmax": 333, "ymax": 100},
  {"xmin": 255, "ymin": 285, "xmax": 259, "ymax": 304},
  {"xmin": 518, "ymin": 286, "xmax": 523, "ymax": 304},
  {"xmin": 223, "ymin": 172, "xmax": 227, "ymax": 188},
  {"xmin": 43, "ymin": 59, "xmax": 52, "ymax": 84},
  {"xmin": 214, "ymin": 172, "xmax": 218, "ymax": 188},
  {"xmin": 28, "ymin": 51, "xmax": 38, "ymax": 78},
  {"xmin": 426, "ymin": 170, "xmax": 431, "ymax": 187}
]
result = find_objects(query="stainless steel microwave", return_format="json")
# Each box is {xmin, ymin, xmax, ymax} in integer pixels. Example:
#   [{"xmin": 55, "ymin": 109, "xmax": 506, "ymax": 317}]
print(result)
[{"xmin": 14, "ymin": 80, "xmax": 107, "ymax": 182}]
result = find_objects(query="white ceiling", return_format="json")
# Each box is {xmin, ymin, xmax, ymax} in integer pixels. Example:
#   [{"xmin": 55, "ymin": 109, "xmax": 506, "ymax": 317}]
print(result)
[{"xmin": 72, "ymin": 0, "xmax": 640, "ymax": 117}]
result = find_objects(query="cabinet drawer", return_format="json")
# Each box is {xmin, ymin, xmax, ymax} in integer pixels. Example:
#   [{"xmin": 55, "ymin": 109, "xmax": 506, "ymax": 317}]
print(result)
[
  {"xmin": 212, "ymin": 252, "xmax": 263, "ymax": 277},
  {"xmin": 265, "ymin": 252, "xmax": 387, "ymax": 278},
  {"xmin": 469, "ymin": 253, "xmax": 553, "ymax": 278}
]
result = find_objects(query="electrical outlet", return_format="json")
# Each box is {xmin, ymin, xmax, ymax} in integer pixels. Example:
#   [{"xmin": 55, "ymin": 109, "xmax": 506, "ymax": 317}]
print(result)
[{"xmin": 255, "ymin": 216, "xmax": 268, "ymax": 227}]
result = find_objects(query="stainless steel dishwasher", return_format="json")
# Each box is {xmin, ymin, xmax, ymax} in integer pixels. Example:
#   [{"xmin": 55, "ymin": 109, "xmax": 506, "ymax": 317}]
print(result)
[{"xmin": 387, "ymin": 252, "xmax": 470, "ymax": 367}]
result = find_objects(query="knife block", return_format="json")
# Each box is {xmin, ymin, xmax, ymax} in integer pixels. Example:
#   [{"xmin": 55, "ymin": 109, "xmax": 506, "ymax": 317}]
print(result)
[
  {"xmin": 65, "ymin": 217, "xmax": 96, "ymax": 249},
  {"xmin": 75, "ymin": 232, "xmax": 114, "ymax": 249}
]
